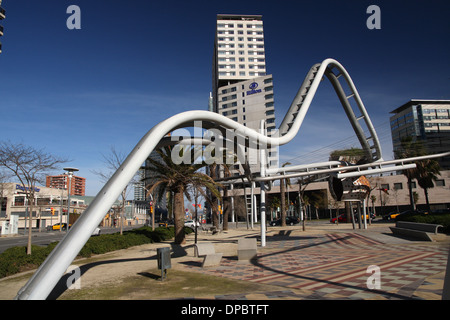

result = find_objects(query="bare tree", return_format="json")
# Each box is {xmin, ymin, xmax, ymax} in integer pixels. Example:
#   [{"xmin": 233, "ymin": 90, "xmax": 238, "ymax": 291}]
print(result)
[
  {"xmin": 0, "ymin": 141, "xmax": 68, "ymax": 254},
  {"xmin": 92, "ymin": 146, "xmax": 138, "ymax": 235}
]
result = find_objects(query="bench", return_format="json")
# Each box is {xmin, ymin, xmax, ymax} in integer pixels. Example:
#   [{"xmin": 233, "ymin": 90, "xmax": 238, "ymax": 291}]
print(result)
[
  {"xmin": 237, "ymin": 238, "xmax": 257, "ymax": 262},
  {"xmin": 194, "ymin": 243, "xmax": 223, "ymax": 267},
  {"xmin": 390, "ymin": 221, "xmax": 443, "ymax": 241}
]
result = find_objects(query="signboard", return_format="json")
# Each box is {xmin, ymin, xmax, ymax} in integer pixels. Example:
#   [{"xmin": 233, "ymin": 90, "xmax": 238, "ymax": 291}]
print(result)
[
  {"xmin": 15, "ymin": 184, "xmax": 40, "ymax": 193},
  {"xmin": 246, "ymin": 82, "xmax": 262, "ymax": 96}
]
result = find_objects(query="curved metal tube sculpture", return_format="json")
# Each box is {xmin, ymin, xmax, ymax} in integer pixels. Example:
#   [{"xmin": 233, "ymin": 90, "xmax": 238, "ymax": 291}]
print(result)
[{"xmin": 15, "ymin": 58, "xmax": 385, "ymax": 299}]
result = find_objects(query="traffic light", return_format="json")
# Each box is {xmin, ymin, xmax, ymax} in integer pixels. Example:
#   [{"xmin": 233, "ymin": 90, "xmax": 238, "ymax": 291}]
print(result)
[
  {"xmin": 51, "ymin": 207, "xmax": 55, "ymax": 215},
  {"xmin": 0, "ymin": 0, "xmax": 5, "ymax": 54}
]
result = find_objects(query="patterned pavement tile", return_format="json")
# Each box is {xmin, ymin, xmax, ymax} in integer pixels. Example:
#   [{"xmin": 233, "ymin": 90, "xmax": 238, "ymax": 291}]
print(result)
[{"xmin": 182, "ymin": 232, "xmax": 449, "ymax": 300}]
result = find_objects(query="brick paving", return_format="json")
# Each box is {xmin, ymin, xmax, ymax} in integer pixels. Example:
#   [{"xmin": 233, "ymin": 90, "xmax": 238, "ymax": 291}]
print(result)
[{"xmin": 181, "ymin": 228, "xmax": 449, "ymax": 300}]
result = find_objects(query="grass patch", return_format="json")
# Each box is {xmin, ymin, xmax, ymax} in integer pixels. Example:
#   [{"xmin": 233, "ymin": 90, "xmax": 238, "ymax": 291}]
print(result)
[{"xmin": 58, "ymin": 268, "xmax": 280, "ymax": 300}]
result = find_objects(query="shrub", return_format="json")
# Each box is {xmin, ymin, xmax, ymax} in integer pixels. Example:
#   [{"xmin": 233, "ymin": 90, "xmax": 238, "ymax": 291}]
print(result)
[
  {"xmin": 0, "ymin": 225, "xmax": 193, "ymax": 278},
  {"xmin": 397, "ymin": 213, "xmax": 450, "ymax": 234},
  {"xmin": 0, "ymin": 242, "xmax": 59, "ymax": 278},
  {"xmin": 78, "ymin": 232, "xmax": 152, "ymax": 258}
]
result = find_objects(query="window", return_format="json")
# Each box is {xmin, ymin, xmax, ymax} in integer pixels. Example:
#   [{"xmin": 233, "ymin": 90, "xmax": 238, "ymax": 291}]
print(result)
[
  {"xmin": 435, "ymin": 179, "xmax": 445, "ymax": 187},
  {"xmin": 393, "ymin": 183, "xmax": 403, "ymax": 190},
  {"xmin": 381, "ymin": 184, "xmax": 389, "ymax": 190}
]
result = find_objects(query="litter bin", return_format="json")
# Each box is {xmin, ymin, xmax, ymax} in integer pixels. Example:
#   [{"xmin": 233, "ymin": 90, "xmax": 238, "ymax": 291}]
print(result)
[{"xmin": 157, "ymin": 247, "xmax": 171, "ymax": 280}]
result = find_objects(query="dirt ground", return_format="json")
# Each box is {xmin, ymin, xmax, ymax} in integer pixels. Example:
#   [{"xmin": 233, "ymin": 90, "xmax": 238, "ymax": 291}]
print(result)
[{"xmin": 0, "ymin": 226, "xmax": 291, "ymax": 300}]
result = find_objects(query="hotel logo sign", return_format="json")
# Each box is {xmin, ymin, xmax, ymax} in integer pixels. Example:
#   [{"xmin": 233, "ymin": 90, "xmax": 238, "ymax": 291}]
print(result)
[{"xmin": 246, "ymin": 82, "xmax": 262, "ymax": 96}]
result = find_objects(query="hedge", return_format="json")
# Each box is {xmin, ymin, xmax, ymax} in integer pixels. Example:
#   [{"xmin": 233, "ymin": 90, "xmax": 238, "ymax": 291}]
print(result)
[
  {"xmin": 396, "ymin": 212, "xmax": 450, "ymax": 234},
  {"xmin": 0, "ymin": 226, "xmax": 193, "ymax": 279}
]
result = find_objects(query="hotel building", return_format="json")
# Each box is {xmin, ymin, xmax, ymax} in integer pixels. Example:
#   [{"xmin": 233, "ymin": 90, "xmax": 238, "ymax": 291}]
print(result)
[
  {"xmin": 390, "ymin": 99, "xmax": 450, "ymax": 169},
  {"xmin": 212, "ymin": 14, "xmax": 277, "ymax": 173}
]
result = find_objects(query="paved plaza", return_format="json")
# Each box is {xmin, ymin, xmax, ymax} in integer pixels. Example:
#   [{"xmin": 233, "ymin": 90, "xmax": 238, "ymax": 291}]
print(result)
[
  {"xmin": 0, "ymin": 222, "xmax": 448, "ymax": 300},
  {"xmin": 180, "ymin": 226, "xmax": 449, "ymax": 300}
]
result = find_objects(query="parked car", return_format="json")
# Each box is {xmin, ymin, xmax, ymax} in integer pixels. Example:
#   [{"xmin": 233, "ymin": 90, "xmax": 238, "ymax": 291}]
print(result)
[
  {"xmin": 185, "ymin": 219, "xmax": 201, "ymax": 230},
  {"xmin": 383, "ymin": 211, "xmax": 401, "ymax": 221},
  {"xmin": 270, "ymin": 216, "xmax": 300, "ymax": 226},
  {"xmin": 92, "ymin": 227, "xmax": 101, "ymax": 236},
  {"xmin": 383, "ymin": 210, "xmax": 427, "ymax": 221},
  {"xmin": 330, "ymin": 212, "xmax": 375, "ymax": 224},
  {"xmin": 330, "ymin": 213, "xmax": 347, "ymax": 224},
  {"xmin": 158, "ymin": 219, "xmax": 174, "ymax": 228},
  {"xmin": 47, "ymin": 223, "xmax": 71, "ymax": 231}
]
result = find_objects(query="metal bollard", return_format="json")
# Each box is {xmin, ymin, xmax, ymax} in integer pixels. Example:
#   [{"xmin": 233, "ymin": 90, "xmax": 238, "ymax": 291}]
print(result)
[{"xmin": 157, "ymin": 247, "xmax": 171, "ymax": 281}]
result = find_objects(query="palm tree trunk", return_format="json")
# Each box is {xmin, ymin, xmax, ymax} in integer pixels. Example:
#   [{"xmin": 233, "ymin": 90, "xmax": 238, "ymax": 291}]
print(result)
[
  {"xmin": 407, "ymin": 176, "xmax": 416, "ymax": 210},
  {"xmin": 424, "ymin": 188, "xmax": 431, "ymax": 213},
  {"xmin": 174, "ymin": 187, "xmax": 186, "ymax": 244},
  {"xmin": 280, "ymin": 178, "xmax": 286, "ymax": 227}
]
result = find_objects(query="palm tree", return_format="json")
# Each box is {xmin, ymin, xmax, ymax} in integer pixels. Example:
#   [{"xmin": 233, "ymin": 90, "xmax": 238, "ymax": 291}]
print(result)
[
  {"xmin": 144, "ymin": 146, "xmax": 222, "ymax": 244},
  {"xmin": 396, "ymin": 137, "xmax": 426, "ymax": 210},
  {"xmin": 416, "ymin": 158, "xmax": 441, "ymax": 213}
]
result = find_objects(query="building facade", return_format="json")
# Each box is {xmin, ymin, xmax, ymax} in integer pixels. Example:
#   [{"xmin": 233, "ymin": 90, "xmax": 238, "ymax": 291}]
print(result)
[
  {"xmin": 212, "ymin": 14, "xmax": 277, "ymax": 173},
  {"xmin": 390, "ymin": 99, "xmax": 450, "ymax": 169},
  {"xmin": 229, "ymin": 171, "xmax": 450, "ymax": 221},
  {"xmin": 212, "ymin": 14, "xmax": 274, "ymax": 131},
  {"xmin": 0, "ymin": 183, "xmax": 81, "ymax": 231},
  {"xmin": 46, "ymin": 174, "xmax": 86, "ymax": 196}
]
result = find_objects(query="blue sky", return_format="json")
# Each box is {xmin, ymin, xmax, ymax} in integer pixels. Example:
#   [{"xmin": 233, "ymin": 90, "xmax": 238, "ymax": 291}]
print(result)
[{"xmin": 0, "ymin": 0, "xmax": 449, "ymax": 196}]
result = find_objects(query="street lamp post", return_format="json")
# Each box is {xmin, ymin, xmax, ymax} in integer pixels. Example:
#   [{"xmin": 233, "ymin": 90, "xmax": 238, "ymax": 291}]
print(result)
[{"xmin": 63, "ymin": 167, "xmax": 79, "ymax": 232}]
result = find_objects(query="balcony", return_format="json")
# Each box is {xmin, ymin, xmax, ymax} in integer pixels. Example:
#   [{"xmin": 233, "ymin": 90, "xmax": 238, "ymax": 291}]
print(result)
[
  {"xmin": 0, "ymin": 25, "xmax": 3, "ymax": 37},
  {"xmin": 0, "ymin": 7, "xmax": 5, "ymax": 20}
]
